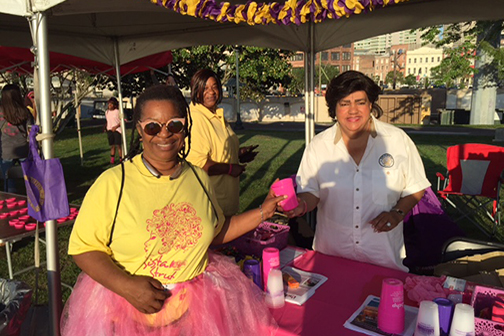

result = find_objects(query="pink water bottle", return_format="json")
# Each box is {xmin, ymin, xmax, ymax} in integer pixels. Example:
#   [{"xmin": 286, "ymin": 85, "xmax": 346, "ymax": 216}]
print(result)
[{"xmin": 262, "ymin": 247, "xmax": 280, "ymax": 291}]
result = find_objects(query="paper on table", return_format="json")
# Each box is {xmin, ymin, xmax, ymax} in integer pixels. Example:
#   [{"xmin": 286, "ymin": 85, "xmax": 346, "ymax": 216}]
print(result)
[
  {"xmin": 344, "ymin": 295, "xmax": 418, "ymax": 336},
  {"xmin": 282, "ymin": 266, "xmax": 328, "ymax": 306},
  {"xmin": 279, "ymin": 246, "xmax": 306, "ymax": 269}
]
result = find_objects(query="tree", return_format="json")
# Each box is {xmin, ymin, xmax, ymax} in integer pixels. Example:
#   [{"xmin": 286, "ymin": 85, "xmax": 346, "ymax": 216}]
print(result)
[
  {"xmin": 418, "ymin": 21, "xmax": 504, "ymax": 86},
  {"xmin": 104, "ymin": 46, "xmax": 294, "ymax": 101},
  {"xmin": 290, "ymin": 67, "xmax": 305, "ymax": 96},
  {"xmin": 385, "ymin": 70, "xmax": 404, "ymax": 87},
  {"xmin": 231, "ymin": 47, "xmax": 294, "ymax": 101},
  {"xmin": 429, "ymin": 46, "xmax": 475, "ymax": 88},
  {"xmin": 171, "ymin": 45, "xmax": 233, "ymax": 90},
  {"xmin": 289, "ymin": 64, "xmax": 340, "ymax": 96},
  {"xmin": 404, "ymin": 74, "xmax": 417, "ymax": 87},
  {"xmin": 418, "ymin": 20, "xmax": 504, "ymax": 124}
]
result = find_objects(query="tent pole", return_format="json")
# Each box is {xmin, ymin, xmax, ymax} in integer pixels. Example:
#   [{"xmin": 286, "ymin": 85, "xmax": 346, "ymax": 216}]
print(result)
[
  {"xmin": 309, "ymin": 21, "xmax": 315, "ymax": 142},
  {"xmin": 36, "ymin": 11, "xmax": 62, "ymax": 336},
  {"xmin": 30, "ymin": 15, "xmax": 40, "ymax": 125},
  {"xmin": 304, "ymin": 50, "xmax": 310, "ymax": 146},
  {"xmin": 113, "ymin": 39, "xmax": 128, "ymax": 157},
  {"xmin": 74, "ymin": 82, "xmax": 84, "ymax": 165}
]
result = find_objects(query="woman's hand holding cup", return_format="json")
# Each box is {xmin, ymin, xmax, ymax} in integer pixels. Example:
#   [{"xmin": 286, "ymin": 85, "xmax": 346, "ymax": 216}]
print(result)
[{"xmin": 260, "ymin": 186, "xmax": 287, "ymax": 221}]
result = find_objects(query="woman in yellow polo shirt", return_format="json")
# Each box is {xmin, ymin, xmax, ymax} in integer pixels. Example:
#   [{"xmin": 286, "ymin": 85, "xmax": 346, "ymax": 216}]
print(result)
[{"xmin": 186, "ymin": 69, "xmax": 258, "ymax": 216}]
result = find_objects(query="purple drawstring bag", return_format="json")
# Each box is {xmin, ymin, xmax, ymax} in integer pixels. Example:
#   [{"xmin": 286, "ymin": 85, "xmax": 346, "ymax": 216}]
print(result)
[{"xmin": 21, "ymin": 125, "xmax": 70, "ymax": 222}]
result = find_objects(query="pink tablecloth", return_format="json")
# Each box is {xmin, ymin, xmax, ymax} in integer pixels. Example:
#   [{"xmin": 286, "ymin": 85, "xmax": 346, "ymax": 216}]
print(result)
[{"xmin": 271, "ymin": 250, "xmax": 416, "ymax": 336}]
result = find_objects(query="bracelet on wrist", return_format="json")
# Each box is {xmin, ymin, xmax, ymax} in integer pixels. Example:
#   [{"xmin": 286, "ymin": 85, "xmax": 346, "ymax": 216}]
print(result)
[
  {"xmin": 259, "ymin": 204, "xmax": 264, "ymax": 223},
  {"xmin": 227, "ymin": 164, "xmax": 233, "ymax": 175},
  {"xmin": 390, "ymin": 208, "xmax": 405, "ymax": 218}
]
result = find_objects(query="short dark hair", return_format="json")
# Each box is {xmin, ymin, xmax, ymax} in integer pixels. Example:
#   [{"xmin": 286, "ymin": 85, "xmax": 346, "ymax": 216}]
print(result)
[
  {"xmin": 190, "ymin": 69, "xmax": 223, "ymax": 106},
  {"xmin": 325, "ymin": 71, "xmax": 383, "ymax": 120},
  {"xmin": 108, "ymin": 97, "xmax": 119, "ymax": 109},
  {"xmin": 128, "ymin": 85, "xmax": 192, "ymax": 160}
]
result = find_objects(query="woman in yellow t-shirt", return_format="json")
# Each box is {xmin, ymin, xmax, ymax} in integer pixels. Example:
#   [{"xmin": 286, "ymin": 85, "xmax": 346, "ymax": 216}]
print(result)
[
  {"xmin": 186, "ymin": 69, "xmax": 258, "ymax": 216},
  {"xmin": 61, "ymin": 85, "xmax": 284, "ymax": 335}
]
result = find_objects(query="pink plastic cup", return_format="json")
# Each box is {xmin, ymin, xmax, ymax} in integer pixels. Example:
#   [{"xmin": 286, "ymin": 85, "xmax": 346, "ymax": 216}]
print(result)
[
  {"xmin": 0, "ymin": 213, "xmax": 9, "ymax": 219},
  {"xmin": 19, "ymin": 208, "xmax": 28, "ymax": 215},
  {"xmin": 25, "ymin": 223, "xmax": 37, "ymax": 231},
  {"xmin": 0, "ymin": 200, "xmax": 4, "ymax": 204},
  {"xmin": 6, "ymin": 203, "xmax": 17, "ymax": 209},
  {"xmin": 9, "ymin": 210, "xmax": 19, "ymax": 216},
  {"xmin": 14, "ymin": 222, "xmax": 25, "ymax": 229},
  {"xmin": 378, "ymin": 278, "xmax": 405, "ymax": 334},
  {"xmin": 262, "ymin": 247, "xmax": 280, "ymax": 291},
  {"xmin": 57, "ymin": 217, "xmax": 68, "ymax": 223},
  {"xmin": 19, "ymin": 215, "xmax": 30, "ymax": 221},
  {"xmin": 9, "ymin": 219, "xmax": 19, "ymax": 226},
  {"xmin": 70, "ymin": 207, "xmax": 78, "ymax": 213},
  {"xmin": 17, "ymin": 200, "xmax": 26, "ymax": 206},
  {"xmin": 6, "ymin": 198, "xmax": 16, "ymax": 203},
  {"xmin": 271, "ymin": 178, "xmax": 299, "ymax": 211}
]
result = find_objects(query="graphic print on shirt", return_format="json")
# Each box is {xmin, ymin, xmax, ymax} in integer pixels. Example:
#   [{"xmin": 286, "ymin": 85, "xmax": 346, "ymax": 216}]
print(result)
[{"xmin": 143, "ymin": 202, "xmax": 202, "ymax": 280}]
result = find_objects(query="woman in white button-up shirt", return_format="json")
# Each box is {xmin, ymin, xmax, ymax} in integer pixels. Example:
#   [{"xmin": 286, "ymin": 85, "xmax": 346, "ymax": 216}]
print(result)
[{"xmin": 283, "ymin": 71, "xmax": 430, "ymax": 271}]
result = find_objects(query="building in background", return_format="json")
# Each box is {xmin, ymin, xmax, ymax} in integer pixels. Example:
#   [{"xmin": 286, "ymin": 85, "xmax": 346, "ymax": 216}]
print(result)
[
  {"xmin": 289, "ymin": 43, "xmax": 354, "ymax": 73},
  {"xmin": 354, "ymin": 30, "xmax": 422, "ymax": 54},
  {"xmin": 405, "ymin": 46, "xmax": 444, "ymax": 82}
]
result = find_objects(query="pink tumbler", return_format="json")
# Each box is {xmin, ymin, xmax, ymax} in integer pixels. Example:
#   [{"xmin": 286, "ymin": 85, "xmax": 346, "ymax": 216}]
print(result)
[
  {"xmin": 378, "ymin": 278, "xmax": 405, "ymax": 334},
  {"xmin": 262, "ymin": 247, "xmax": 280, "ymax": 291},
  {"xmin": 271, "ymin": 178, "xmax": 299, "ymax": 211}
]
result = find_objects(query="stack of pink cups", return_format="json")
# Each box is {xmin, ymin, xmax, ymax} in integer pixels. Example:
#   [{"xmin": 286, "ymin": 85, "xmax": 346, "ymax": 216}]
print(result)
[{"xmin": 378, "ymin": 278, "xmax": 405, "ymax": 334}]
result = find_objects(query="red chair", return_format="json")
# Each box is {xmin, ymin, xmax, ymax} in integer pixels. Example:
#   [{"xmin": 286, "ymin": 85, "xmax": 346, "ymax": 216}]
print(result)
[{"xmin": 436, "ymin": 144, "xmax": 504, "ymax": 236}]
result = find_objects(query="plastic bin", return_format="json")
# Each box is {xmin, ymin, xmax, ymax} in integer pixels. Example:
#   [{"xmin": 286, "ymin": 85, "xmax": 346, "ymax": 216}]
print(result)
[
  {"xmin": 232, "ymin": 222, "xmax": 290, "ymax": 257},
  {"xmin": 0, "ymin": 279, "xmax": 32, "ymax": 336}
]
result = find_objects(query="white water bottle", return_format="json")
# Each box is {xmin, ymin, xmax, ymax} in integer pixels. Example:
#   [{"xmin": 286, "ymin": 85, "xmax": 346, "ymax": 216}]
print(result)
[{"xmin": 265, "ymin": 268, "xmax": 285, "ymax": 308}]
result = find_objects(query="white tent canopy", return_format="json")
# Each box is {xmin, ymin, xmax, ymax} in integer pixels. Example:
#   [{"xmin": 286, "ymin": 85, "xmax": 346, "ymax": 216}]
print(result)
[{"xmin": 2, "ymin": 0, "xmax": 504, "ymax": 65}]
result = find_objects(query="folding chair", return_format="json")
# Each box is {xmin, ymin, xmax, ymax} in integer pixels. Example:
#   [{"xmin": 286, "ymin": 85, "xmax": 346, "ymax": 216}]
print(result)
[
  {"xmin": 440, "ymin": 236, "xmax": 504, "ymax": 263},
  {"xmin": 436, "ymin": 144, "xmax": 504, "ymax": 236}
]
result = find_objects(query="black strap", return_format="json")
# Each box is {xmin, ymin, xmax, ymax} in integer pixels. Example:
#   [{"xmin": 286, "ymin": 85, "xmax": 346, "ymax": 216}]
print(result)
[
  {"xmin": 108, "ymin": 161, "xmax": 125, "ymax": 247},
  {"xmin": 186, "ymin": 161, "xmax": 219, "ymax": 220}
]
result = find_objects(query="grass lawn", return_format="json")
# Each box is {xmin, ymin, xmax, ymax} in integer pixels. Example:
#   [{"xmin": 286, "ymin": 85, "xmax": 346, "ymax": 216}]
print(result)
[{"xmin": 0, "ymin": 123, "xmax": 502, "ymax": 304}]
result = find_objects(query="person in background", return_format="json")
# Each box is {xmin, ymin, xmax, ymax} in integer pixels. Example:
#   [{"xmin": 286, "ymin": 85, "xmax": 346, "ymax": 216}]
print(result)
[
  {"xmin": 186, "ymin": 69, "xmax": 258, "ymax": 216},
  {"xmin": 165, "ymin": 73, "xmax": 178, "ymax": 88},
  {"xmin": 281, "ymin": 71, "xmax": 430, "ymax": 272},
  {"xmin": 0, "ymin": 84, "xmax": 34, "ymax": 192},
  {"xmin": 105, "ymin": 97, "xmax": 122, "ymax": 164},
  {"xmin": 61, "ymin": 85, "xmax": 284, "ymax": 335},
  {"xmin": 24, "ymin": 91, "xmax": 37, "ymax": 122}
]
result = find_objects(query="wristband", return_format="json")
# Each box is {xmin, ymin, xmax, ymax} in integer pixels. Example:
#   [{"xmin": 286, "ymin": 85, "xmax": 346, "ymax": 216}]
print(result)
[
  {"xmin": 299, "ymin": 200, "xmax": 308, "ymax": 217},
  {"xmin": 259, "ymin": 204, "xmax": 264, "ymax": 223},
  {"xmin": 391, "ymin": 208, "xmax": 405, "ymax": 218},
  {"xmin": 228, "ymin": 164, "xmax": 233, "ymax": 175}
]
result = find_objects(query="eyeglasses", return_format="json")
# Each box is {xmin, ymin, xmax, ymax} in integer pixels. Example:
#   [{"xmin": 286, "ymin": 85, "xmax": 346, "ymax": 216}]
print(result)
[{"xmin": 138, "ymin": 118, "xmax": 185, "ymax": 136}]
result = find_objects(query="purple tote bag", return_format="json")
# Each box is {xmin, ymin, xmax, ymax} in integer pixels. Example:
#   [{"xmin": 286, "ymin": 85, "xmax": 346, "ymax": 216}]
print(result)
[{"xmin": 21, "ymin": 125, "xmax": 69, "ymax": 222}]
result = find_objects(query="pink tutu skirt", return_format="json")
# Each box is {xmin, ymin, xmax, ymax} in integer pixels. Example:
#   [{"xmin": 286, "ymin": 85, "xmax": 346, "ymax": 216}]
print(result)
[{"xmin": 61, "ymin": 252, "xmax": 277, "ymax": 336}]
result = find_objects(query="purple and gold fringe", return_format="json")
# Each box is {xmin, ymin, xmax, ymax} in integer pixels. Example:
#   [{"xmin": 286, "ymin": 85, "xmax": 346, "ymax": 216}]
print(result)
[{"xmin": 151, "ymin": 0, "xmax": 411, "ymax": 26}]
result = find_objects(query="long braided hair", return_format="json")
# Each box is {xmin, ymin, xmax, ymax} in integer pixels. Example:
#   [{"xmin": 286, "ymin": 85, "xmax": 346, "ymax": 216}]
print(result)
[{"xmin": 127, "ymin": 85, "xmax": 192, "ymax": 161}]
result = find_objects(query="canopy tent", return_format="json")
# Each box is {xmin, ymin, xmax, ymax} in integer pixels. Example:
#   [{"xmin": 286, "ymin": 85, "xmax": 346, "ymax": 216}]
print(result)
[
  {"xmin": 2, "ymin": 0, "xmax": 504, "ymax": 62},
  {"xmin": 2, "ymin": 0, "xmax": 503, "ymax": 142},
  {"xmin": 1, "ymin": 0, "xmax": 504, "ymax": 334},
  {"xmin": 0, "ymin": 46, "xmax": 173, "ymax": 75}
]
